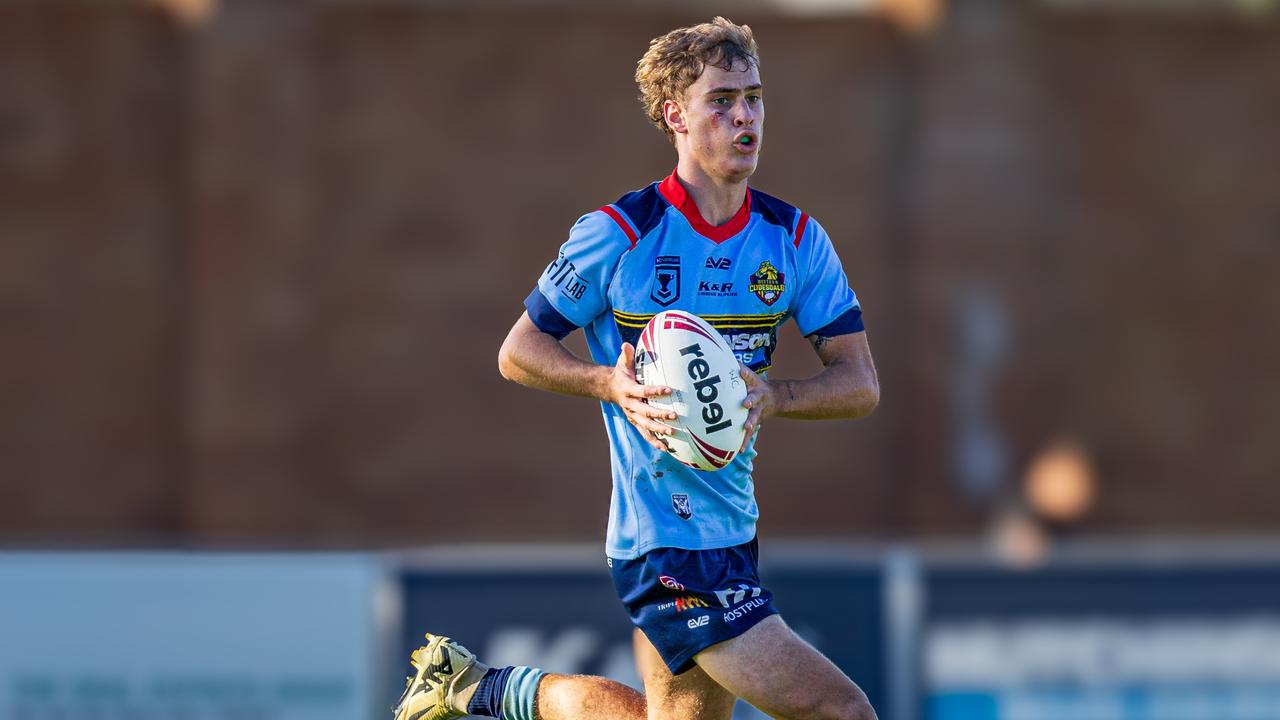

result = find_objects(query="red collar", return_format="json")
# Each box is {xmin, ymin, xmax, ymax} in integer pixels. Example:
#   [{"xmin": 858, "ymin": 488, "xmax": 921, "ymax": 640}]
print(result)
[{"xmin": 657, "ymin": 170, "xmax": 752, "ymax": 243}]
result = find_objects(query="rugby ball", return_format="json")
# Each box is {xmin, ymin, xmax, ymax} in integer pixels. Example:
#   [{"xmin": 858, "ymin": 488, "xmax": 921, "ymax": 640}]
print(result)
[{"xmin": 634, "ymin": 310, "xmax": 749, "ymax": 471}]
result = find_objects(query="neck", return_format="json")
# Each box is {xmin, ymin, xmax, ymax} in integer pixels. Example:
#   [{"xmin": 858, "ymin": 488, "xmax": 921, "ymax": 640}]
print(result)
[{"xmin": 674, "ymin": 157, "xmax": 748, "ymax": 226}]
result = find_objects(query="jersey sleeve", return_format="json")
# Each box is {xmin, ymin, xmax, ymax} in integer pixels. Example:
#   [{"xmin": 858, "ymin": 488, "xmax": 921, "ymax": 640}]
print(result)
[
  {"xmin": 524, "ymin": 210, "xmax": 632, "ymax": 340},
  {"xmin": 790, "ymin": 216, "xmax": 866, "ymax": 338}
]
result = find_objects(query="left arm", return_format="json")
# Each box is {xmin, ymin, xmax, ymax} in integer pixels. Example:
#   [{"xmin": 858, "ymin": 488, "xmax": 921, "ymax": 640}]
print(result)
[{"xmin": 739, "ymin": 330, "xmax": 879, "ymax": 445}]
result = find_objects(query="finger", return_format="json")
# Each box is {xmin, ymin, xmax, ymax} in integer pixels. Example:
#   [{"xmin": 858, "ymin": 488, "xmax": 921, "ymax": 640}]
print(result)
[
  {"xmin": 739, "ymin": 410, "xmax": 761, "ymax": 452},
  {"xmin": 645, "ymin": 405, "xmax": 678, "ymax": 421},
  {"xmin": 638, "ymin": 383, "xmax": 673, "ymax": 397},
  {"xmin": 624, "ymin": 405, "xmax": 676, "ymax": 434},
  {"xmin": 630, "ymin": 400, "xmax": 676, "ymax": 421},
  {"xmin": 633, "ymin": 423, "xmax": 671, "ymax": 452}
]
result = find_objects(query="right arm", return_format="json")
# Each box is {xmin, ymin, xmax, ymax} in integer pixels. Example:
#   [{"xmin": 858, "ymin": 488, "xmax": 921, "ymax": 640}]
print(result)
[{"xmin": 498, "ymin": 311, "xmax": 675, "ymax": 450}]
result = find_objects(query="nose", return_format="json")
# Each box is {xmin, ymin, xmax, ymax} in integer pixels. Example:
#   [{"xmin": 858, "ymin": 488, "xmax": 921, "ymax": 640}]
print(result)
[{"xmin": 733, "ymin": 99, "xmax": 755, "ymax": 127}]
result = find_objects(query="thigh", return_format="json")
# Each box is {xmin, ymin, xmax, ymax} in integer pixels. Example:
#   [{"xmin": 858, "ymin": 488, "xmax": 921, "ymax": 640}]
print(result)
[
  {"xmin": 634, "ymin": 628, "xmax": 736, "ymax": 720},
  {"xmin": 694, "ymin": 615, "xmax": 875, "ymax": 720}
]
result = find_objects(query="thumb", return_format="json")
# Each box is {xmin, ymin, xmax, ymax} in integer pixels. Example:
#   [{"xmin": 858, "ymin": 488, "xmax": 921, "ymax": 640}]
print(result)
[{"xmin": 618, "ymin": 342, "xmax": 636, "ymax": 374}]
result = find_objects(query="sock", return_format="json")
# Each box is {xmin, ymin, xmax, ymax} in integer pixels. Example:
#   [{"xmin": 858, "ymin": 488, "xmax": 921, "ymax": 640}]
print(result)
[
  {"xmin": 466, "ymin": 666, "xmax": 513, "ymax": 718},
  {"xmin": 466, "ymin": 666, "xmax": 544, "ymax": 720}
]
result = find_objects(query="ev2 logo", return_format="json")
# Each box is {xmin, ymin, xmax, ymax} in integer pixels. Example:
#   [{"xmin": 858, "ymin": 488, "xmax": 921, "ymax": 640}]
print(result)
[
  {"xmin": 687, "ymin": 615, "xmax": 710, "ymax": 629},
  {"xmin": 705, "ymin": 257, "xmax": 732, "ymax": 270}
]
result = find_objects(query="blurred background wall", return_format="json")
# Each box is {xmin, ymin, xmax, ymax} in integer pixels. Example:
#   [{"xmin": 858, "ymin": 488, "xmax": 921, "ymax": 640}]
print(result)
[{"xmin": 1, "ymin": 0, "xmax": 1277, "ymax": 549}]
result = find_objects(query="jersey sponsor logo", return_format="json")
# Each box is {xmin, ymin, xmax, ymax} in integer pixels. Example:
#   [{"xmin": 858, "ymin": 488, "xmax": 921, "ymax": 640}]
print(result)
[
  {"xmin": 678, "ymin": 344, "xmax": 734, "ymax": 435},
  {"xmin": 726, "ymin": 332, "xmax": 772, "ymax": 352},
  {"xmin": 671, "ymin": 493, "xmax": 693, "ymax": 520},
  {"xmin": 697, "ymin": 280, "xmax": 736, "ymax": 297},
  {"xmin": 544, "ymin": 252, "xmax": 590, "ymax": 302},
  {"xmin": 651, "ymin": 255, "xmax": 681, "ymax": 307},
  {"xmin": 688, "ymin": 615, "xmax": 711, "ymax": 629},
  {"xmin": 748, "ymin": 260, "xmax": 785, "ymax": 306},
  {"xmin": 705, "ymin": 257, "xmax": 733, "ymax": 270},
  {"xmin": 714, "ymin": 584, "xmax": 762, "ymax": 608},
  {"xmin": 659, "ymin": 575, "xmax": 685, "ymax": 591},
  {"xmin": 612, "ymin": 309, "xmax": 785, "ymax": 374}
]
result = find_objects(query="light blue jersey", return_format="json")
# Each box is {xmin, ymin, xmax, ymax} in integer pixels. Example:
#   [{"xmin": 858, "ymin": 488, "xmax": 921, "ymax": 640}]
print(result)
[{"xmin": 525, "ymin": 171, "xmax": 865, "ymax": 559}]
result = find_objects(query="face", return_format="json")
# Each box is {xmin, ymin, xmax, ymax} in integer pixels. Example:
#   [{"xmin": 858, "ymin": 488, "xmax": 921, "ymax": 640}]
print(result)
[{"xmin": 666, "ymin": 61, "xmax": 764, "ymax": 183}]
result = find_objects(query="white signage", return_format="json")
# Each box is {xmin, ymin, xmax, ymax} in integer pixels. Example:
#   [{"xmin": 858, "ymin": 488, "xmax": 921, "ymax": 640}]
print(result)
[{"xmin": 0, "ymin": 553, "xmax": 384, "ymax": 720}]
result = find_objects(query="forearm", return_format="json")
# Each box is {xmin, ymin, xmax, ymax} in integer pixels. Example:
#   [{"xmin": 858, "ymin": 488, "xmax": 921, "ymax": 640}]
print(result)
[
  {"xmin": 498, "ymin": 315, "xmax": 612, "ymax": 401},
  {"xmin": 773, "ymin": 362, "xmax": 879, "ymax": 420},
  {"xmin": 769, "ymin": 331, "xmax": 880, "ymax": 420}
]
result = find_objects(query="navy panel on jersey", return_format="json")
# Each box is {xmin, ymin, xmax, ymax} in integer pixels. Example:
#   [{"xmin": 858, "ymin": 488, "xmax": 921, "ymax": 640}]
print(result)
[
  {"xmin": 609, "ymin": 537, "xmax": 778, "ymax": 674},
  {"xmin": 524, "ymin": 288, "xmax": 578, "ymax": 340},
  {"xmin": 751, "ymin": 188, "xmax": 800, "ymax": 232},
  {"xmin": 614, "ymin": 184, "xmax": 667, "ymax": 240}
]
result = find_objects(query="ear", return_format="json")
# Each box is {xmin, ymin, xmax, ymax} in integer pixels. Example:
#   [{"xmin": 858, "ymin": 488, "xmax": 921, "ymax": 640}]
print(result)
[{"xmin": 663, "ymin": 99, "xmax": 687, "ymax": 135}]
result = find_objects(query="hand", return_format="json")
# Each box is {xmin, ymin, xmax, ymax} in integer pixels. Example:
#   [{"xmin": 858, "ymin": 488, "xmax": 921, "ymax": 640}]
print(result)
[
  {"xmin": 609, "ymin": 343, "xmax": 677, "ymax": 452},
  {"xmin": 739, "ymin": 363, "xmax": 780, "ymax": 451}
]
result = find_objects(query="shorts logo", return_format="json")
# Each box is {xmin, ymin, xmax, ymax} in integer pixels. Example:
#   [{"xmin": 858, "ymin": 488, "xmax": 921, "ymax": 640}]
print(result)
[
  {"xmin": 671, "ymin": 493, "xmax": 692, "ymax": 520},
  {"xmin": 714, "ymin": 584, "xmax": 762, "ymax": 608},
  {"xmin": 658, "ymin": 595, "xmax": 711, "ymax": 612},
  {"xmin": 651, "ymin": 255, "xmax": 681, "ymax": 307},
  {"xmin": 659, "ymin": 575, "xmax": 685, "ymax": 591},
  {"xmin": 687, "ymin": 615, "xmax": 710, "ymax": 629},
  {"xmin": 748, "ymin": 260, "xmax": 785, "ymax": 306},
  {"xmin": 675, "ymin": 596, "xmax": 709, "ymax": 612}
]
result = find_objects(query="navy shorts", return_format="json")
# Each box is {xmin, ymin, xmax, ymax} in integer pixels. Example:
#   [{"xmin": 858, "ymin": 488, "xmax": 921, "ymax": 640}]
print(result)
[{"xmin": 608, "ymin": 537, "xmax": 778, "ymax": 674}]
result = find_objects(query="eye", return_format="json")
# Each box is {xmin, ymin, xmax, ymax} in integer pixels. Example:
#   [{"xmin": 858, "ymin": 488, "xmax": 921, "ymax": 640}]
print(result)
[
  {"xmin": 713, "ymin": 97, "xmax": 731, "ymax": 106},
  {"xmin": 747, "ymin": 94, "xmax": 762, "ymax": 104}
]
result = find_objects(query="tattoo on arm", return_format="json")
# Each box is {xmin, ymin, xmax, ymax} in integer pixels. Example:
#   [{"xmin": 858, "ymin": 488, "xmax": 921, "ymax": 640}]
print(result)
[
  {"xmin": 810, "ymin": 334, "xmax": 832, "ymax": 351},
  {"xmin": 785, "ymin": 380, "xmax": 797, "ymax": 402}
]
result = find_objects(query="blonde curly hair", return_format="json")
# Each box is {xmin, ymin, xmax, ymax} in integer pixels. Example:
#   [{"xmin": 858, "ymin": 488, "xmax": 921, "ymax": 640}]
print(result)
[{"xmin": 635, "ymin": 17, "xmax": 760, "ymax": 140}]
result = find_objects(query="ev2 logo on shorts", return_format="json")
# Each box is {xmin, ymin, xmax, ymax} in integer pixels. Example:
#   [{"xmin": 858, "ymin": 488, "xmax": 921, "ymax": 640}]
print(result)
[{"xmin": 687, "ymin": 615, "xmax": 710, "ymax": 629}]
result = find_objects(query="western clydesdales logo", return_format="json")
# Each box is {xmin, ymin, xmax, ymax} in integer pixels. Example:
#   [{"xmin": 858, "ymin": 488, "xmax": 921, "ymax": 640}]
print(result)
[
  {"xmin": 748, "ymin": 260, "xmax": 785, "ymax": 306},
  {"xmin": 651, "ymin": 255, "xmax": 681, "ymax": 307}
]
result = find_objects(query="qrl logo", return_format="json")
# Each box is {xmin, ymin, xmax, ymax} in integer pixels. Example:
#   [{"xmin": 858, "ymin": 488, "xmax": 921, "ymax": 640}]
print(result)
[
  {"xmin": 678, "ymin": 344, "xmax": 733, "ymax": 435},
  {"xmin": 714, "ymin": 584, "xmax": 762, "ymax": 608}
]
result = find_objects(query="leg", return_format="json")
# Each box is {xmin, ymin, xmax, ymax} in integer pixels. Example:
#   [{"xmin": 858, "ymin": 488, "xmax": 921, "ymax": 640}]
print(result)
[
  {"xmin": 633, "ymin": 628, "xmax": 736, "ymax": 720},
  {"xmin": 694, "ymin": 615, "xmax": 877, "ymax": 720},
  {"xmin": 393, "ymin": 632, "xmax": 646, "ymax": 720},
  {"xmin": 536, "ymin": 673, "xmax": 646, "ymax": 720}
]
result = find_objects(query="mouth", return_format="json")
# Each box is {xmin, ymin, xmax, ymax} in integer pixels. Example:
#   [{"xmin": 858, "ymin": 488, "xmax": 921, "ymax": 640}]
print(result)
[{"xmin": 732, "ymin": 132, "xmax": 759, "ymax": 153}]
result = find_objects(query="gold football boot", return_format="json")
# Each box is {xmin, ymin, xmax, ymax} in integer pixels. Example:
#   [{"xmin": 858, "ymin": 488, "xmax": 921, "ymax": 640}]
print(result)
[{"xmin": 393, "ymin": 633, "xmax": 483, "ymax": 720}]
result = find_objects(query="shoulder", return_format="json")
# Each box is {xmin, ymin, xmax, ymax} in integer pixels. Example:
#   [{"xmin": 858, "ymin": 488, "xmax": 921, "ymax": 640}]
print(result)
[
  {"xmin": 592, "ymin": 182, "xmax": 668, "ymax": 248},
  {"xmin": 750, "ymin": 188, "xmax": 816, "ymax": 249}
]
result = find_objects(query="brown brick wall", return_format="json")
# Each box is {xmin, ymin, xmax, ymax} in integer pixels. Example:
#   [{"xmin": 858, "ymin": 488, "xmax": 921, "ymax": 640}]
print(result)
[{"xmin": 1, "ymin": 2, "xmax": 1276, "ymax": 545}]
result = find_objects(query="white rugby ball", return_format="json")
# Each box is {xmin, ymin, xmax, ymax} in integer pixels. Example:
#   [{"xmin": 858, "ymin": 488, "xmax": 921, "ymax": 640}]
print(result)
[{"xmin": 634, "ymin": 310, "xmax": 749, "ymax": 471}]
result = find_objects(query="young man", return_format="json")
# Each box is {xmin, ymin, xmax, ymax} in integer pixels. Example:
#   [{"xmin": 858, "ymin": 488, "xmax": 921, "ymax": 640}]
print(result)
[{"xmin": 395, "ymin": 17, "xmax": 879, "ymax": 720}]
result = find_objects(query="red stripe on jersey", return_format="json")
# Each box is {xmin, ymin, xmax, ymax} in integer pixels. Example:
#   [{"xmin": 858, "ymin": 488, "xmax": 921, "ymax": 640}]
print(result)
[
  {"xmin": 657, "ymin": 170, "xmax": 751, "ymax": 244},
  {"xmin": 793, "ymin": 212, "xmax": 810, "ymax": 249},
  {"xmin": 599, "ymin": 205, "xmax": 639, "ymax": 248}
]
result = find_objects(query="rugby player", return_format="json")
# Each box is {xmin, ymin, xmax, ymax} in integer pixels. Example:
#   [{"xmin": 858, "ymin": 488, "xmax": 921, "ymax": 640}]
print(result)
[{"xmin": 395, "ymin": 17, "xmax": 880, "ymax": 720}]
